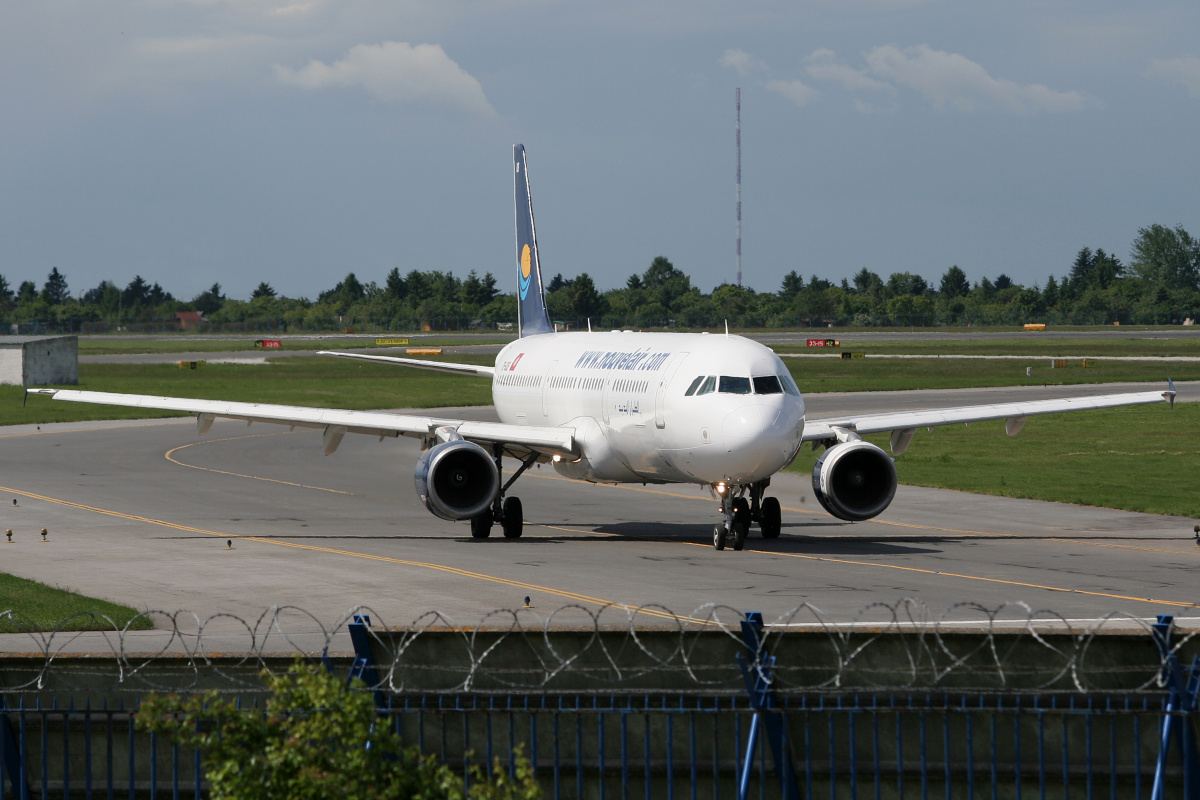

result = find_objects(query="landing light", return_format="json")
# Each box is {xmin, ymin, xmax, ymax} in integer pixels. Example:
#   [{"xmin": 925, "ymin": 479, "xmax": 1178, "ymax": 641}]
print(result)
[{"xmin": 716, "ymin": 482, "xmax": 727, "ymax": 495}]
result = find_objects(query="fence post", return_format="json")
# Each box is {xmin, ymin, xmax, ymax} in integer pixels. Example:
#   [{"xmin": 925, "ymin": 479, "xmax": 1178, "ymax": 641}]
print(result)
[
  {"xmin": 1150, "ymin": 614, "xmax": 1200, "ymax": 799},
  {"xmin": 344, "ymin": 615, "xmax": 386, "ymax": 709},
  {"xmin": 0, "ymin": 697, "xmax": 31, "ymax": 800},
  {"xmin": 736, "ymin": 611, "xmax": 800, "ymax": 800}
]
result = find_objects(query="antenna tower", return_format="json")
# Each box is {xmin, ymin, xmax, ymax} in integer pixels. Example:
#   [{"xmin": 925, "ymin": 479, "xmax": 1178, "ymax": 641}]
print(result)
[{"xmin": 735, "ymin": 88, "xmax": 742, "ymax": 288}]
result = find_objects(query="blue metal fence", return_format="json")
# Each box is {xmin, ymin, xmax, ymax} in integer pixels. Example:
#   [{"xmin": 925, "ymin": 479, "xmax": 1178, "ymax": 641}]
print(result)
[
  {"xmin": 1, "ymin": 691, "xmax": 1195, "ymax": 799},
  {"xmin": 2, "ymin": 610, "xmax": 1197, "ymax": 798}
]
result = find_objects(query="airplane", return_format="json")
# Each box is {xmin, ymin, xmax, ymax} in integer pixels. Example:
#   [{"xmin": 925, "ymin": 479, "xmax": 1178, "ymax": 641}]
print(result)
[{"xmin": 28, "ymin": 145, "xmax": 1177, "ymax": 550}]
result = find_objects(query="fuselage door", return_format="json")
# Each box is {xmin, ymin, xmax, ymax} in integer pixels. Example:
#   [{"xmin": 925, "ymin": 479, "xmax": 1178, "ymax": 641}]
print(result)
[
  {"xmin": 654, "ymin": 351, "xmax": 690, "ymax": 429},
  {"xmin": 541, "ymin": 360, "xmax": 558, "ymax": 419}
]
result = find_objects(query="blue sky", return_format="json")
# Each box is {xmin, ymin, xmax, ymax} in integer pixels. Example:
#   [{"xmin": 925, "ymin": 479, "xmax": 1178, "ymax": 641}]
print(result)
[{"xmin": 1, "ymin": 1, "xmax": 1197, "ymax": 302}]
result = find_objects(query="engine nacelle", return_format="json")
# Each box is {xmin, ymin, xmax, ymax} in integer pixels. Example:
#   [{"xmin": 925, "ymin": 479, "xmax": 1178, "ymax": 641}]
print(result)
[
  {"xmin": 812, "ymin": 440, "xmax": 897, "ymax": 521},
  {"xmin": 414, "ymin": 440, "xmax": 499, "ymax": 521}
]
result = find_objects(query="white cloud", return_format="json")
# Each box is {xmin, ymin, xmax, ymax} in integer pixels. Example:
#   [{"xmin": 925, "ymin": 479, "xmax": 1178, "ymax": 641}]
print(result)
[
  {"xmin": 719, "ymin": 49, "xmax": 766, "ymax": 78},
  {"xmin": 765, "ymin": 79, "xmax": 819, "ymax": 106},
  {"xmin": 274, "ymin": 41, "xmax": 495, "ymax": 115},
  {"xmin": 805, "ymin": 48, "xmax": 891, "ymax": 92},
  {"xmin": 863, "ymin": 44, "xmax": 1089, "ymax": 113},
  {"xmin": 1146, "ymin": 56, "xmax": 1200, "ymax": 98}
]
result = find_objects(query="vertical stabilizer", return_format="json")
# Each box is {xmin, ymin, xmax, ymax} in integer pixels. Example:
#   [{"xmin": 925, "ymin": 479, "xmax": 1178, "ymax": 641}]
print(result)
[{"xmin": 514, "ymin": 144, "xmax": 555, "ymax": 337}]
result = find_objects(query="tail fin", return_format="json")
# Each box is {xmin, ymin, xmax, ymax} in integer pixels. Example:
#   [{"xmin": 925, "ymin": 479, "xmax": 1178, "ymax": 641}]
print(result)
[{"xmin": 514, "ymin": 144, "xmax": 554, "ymax": 337}]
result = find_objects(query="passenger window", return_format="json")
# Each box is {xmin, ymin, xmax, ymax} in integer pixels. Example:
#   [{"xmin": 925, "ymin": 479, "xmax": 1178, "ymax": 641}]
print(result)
[
  {"xmin": 779, "ymin": 373, "xmax": 800, "ymax": 396},
  {"xmin": 719, "ymin": 376, "xmax": 752, "ymax": 395},
  {"xmin": 684, "ymin": 376, "xmax": 704, "ymax": 396},
  {"xmin": 752, "ymin": 376, "xmax": 783, "ymax": 394},
  {"xmin": 696, "ymin": 376, "xmax": 717, "ymax": 395}
]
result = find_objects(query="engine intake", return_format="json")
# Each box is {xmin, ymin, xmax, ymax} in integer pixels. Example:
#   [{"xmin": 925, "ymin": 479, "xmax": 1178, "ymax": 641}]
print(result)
[
  {"xmin": 414, "ymin": 440, "xmax": 500, "ymax": 521},
  {"xmin": 812, "ymin": 440, "xmax": 897, "ymax": 521}
]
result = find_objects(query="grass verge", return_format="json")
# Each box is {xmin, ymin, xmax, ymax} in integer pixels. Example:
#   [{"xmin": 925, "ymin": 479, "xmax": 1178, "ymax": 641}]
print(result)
[
  {"xmin": 0, "ymin": 572, "xmax": 155, "ymax": 633},
  {"xmin": 786, "ymin": 403, "xmax": 1200, "ymax": 518},
  {"xmin": 78, "ymin": 336, "xmax": 511, "ymax": 355}
]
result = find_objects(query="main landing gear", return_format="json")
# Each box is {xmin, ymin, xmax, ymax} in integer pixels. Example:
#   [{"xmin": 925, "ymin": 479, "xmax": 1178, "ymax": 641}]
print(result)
[
  {"xmin": 712, "ymin": 479, "xmax": 781, "ymax": 550},
  {"xmin": 470, "ymin": 448, "xmax": 538, "ymax": 540}
]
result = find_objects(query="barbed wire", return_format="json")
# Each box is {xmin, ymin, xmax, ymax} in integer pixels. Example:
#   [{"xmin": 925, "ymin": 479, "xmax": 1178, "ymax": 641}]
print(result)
[{"xmin": 0, "ymin": 600, "xmax": 1195, "ymax": 696}]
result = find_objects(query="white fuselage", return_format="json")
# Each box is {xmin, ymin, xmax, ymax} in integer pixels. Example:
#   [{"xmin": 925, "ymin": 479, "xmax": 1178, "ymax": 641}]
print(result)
[{"xmin": 491, "ymin": 331, "xmax": 806, "ymax": 486}]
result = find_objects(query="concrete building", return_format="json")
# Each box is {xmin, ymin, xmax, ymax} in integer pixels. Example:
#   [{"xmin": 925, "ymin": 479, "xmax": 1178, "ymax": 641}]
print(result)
[{"xmin": 0, "ymin": 336, "xmax": 79, "ymax": 386}]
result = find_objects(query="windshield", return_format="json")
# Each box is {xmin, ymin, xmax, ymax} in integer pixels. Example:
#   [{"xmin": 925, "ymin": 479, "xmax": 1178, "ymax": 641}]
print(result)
[
  {"xmin": 718, "ymin": 376, "xmax": 752, "ymax": 395},
  {"xmin": 752, "ymin": 375, "xmax": 783, "ymax": 394}
]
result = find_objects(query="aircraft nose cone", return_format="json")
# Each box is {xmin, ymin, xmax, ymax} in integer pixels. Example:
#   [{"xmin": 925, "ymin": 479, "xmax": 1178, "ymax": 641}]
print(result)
[{"xmin": 722, "ymin": 405, "xmax": 775, "ymax": 445}]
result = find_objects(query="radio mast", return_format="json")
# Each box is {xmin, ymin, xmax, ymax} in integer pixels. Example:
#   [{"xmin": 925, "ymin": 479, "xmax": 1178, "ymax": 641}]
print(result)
[{"xmin": 735, "ymin": 88, "xmax": 742, "ymax": 288}]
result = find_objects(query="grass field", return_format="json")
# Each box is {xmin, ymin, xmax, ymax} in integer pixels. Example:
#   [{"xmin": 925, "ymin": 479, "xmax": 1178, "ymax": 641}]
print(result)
[
  {"xmin": 0, "ymin": 572, "xmax": 155, "ymax": 633},
  {"xmin": 774, "ymin": 334, "xmax": 1200, "ymax": 357},
  {"xmin": 77, "ymin": 336, "xmax": 511, "ymax": 355}
]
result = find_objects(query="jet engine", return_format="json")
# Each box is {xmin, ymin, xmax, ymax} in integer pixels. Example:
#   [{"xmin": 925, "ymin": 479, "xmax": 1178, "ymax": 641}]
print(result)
[
  {"xmin": 812, "ymin": 440, "xmax": 897, "ymax": 521},
  {"xmin": 414, "ymin": 440, "xmax": 500, "ymax": 521}
]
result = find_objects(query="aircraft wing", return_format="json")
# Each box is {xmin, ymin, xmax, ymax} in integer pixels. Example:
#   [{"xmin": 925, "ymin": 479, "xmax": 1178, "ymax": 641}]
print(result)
[
  {"xmin": 25, "ymin": 389, "xmax": 573, "ymax": 459},
  {"xmin": 317, "ymin": 350, "xmax": 496, "ymax": 377},
  {"xmin": 802, "ymin": 382, "xmax": 1176, "ymax": 452}
]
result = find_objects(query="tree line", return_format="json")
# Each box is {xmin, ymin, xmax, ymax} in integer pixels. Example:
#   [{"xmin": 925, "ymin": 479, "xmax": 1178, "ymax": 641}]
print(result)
[{"xmin": 2, "ymin": 223, "xmax": 1197, "ymax": 332}]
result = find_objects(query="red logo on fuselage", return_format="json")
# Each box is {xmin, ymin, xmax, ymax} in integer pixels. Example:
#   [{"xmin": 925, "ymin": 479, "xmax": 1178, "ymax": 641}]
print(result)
[{"xmin": 509, "ymin": 353, "xmax": 525, "ymax": 371}]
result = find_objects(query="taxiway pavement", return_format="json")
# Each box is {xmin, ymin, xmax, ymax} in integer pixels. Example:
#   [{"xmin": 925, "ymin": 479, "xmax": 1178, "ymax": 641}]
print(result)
[{"xmin": 2, "ymin": 387, "xmax": 1196, "ymax": 655}]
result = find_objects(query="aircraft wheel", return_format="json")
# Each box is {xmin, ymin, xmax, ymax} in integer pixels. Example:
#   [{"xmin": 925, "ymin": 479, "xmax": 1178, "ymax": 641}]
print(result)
[
  {"xmin": 470, "ymin": 513, "xmax": 492, "ymax": 539},
  {"xmin": 502, "ymin": 497, "xmax": 524, "ymax": 539},
  {"xmin": 732, "ymin": 521, "xmax": 748, "ymax": 550},
  {"xmin": 760, "ymin": 497, "xmax": 782, "ymax": 539},
  {"xmin": 712, "ymin": 524, "xmax": 727, "ymax": 551},
  {"xmin": 731, "ymin": 498, "xmax": 751, "ymax": 530}
]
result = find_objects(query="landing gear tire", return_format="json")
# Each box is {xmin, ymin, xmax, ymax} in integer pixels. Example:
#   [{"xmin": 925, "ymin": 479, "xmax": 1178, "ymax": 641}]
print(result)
[
  {"xmin": 732, "ymin": 521, "xmax": 748, "ymax": 551},
  {"xmin": 502, "ymin": 496, "xmax": 524, "ymax": 539},
  {"xmin": 712, "ymin": 523, "xmax": 727, "ymax": 551},
  {"xmin": 470, "ymin": 513, "xmax": 492, "ymax": 539},
  {"xmin": 760, "ymin": 497, "xmax": 781, "ymax": 539}
]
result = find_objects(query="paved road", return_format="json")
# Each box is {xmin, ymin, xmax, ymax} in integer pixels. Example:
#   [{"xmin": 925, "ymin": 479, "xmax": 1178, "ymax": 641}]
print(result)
[{"xmin": 2, "ymin": 386, "xmax": 1196, "ymax": 655}]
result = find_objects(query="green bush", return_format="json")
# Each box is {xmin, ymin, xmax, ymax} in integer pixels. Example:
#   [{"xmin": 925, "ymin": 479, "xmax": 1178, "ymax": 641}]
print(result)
[{"xmin": 138, "ymin": 659, "xmax": 541, "ymax": 800}]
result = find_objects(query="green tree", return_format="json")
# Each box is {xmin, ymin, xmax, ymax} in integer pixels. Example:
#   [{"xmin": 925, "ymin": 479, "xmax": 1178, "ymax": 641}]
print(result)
[
  {"xmin": 0, "ymin": 275, "xmax": 12, "ymax": 310},
  {"xmin": 886, "ymin": 272, "xmax": 928, "ymax": 296},
  {"xmin": 939, "ymin": 265, "xmax": 969, "ymax": 299},
  {"xmin": 779, "ymin": 271, "xmax": 803, "ymax": 298},
  {"xmin": 251, "ymin": 282, "xmax": 277, "ymax": 300},
  {"xmin": 565, "ymin": 273, "xmax": 606, "ymax": 319},
  {"xmin": 1129, "ymin": 224, "xmax": 1200, "ymax": 291},
  {"xmin": 851, "ymin": 268, "xmax": 883, "ymax": 295},
  {"xmin": 41, "ymin": 267, "xmax": 69, "ymax": 305},
  {"xmin": 461, "ymin": 270, "xmax": 499, "ymax": 307},
  {"xmin": 138, "ymin": 660, "xmax": 541, "ymax": 800},
  {"xmin": 993, "ymin": 273, "xmax": 1013, "ymax": 291},
  {"xmin": 1042, "ymin": 275, "xmax": 1060, "ymax": 307},
  {"xmin": 385, "ymin": 267, "xmax": 406, "ymax": 300},
  {"xmin": 546, "ymin": 273, "xmax": 567, "ymax": 293},
  {"xmin": 193, "ymin": 283, "xmax": 225, "ymax": 316},
  {"xmin": 123, "ymin": 275, "xmax": 151, "ymax": 308},
  {"xmin": 640, "ymin": 256, "xmax": 693, "ymax": 310},
  {"xmin": 320, "ymin": 273, "xmax": 366, "ymax": 305}
]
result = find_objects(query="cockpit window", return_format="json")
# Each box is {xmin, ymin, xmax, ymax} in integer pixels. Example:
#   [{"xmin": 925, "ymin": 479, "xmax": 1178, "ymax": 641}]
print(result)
[
  {"xmin": 753, "ymin": 375, "xmax": 783, "ymax": 394},
  {"xmin": 684, "ymin": 376, "xmax": 705, "ymax": 396},
  {"xmin": 696, "ymin": 376, "xmax": 717, "ymax": 395},
  {"xmin": 779, "ymin": 373, "xmax": 800, "ymax": 396},
  {"xmin": 719, "ymin": 376, "xmax": 752, "ymax": 395}
]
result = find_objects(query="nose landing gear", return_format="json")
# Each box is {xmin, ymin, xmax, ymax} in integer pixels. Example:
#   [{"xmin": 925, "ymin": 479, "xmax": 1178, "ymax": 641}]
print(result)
[{"xmin": 711, "ymin": 479, "xmax": 781, "ymax": 549}]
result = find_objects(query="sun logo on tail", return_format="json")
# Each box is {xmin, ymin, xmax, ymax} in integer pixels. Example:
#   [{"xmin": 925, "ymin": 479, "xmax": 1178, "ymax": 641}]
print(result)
[{"xmin": 519, "ymin": 244, "xmax": 533, "ymax": 299}]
